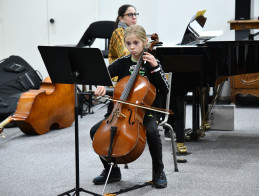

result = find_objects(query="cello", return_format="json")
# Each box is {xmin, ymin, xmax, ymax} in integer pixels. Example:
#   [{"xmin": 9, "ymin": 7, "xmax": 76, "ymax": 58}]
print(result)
[
  {"xmin": 0, "ymin": 77, "xmax": 75, "ymax": 136},
  {"xmin": 93, "ymin": 34, "xmax": 161, "ymax": 164}
]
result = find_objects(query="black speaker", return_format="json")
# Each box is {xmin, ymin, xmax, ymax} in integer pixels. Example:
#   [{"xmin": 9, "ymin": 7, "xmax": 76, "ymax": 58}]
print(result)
[{"xmin": 235, "ymin": 0, "xmax": 254, "ymax": 20}]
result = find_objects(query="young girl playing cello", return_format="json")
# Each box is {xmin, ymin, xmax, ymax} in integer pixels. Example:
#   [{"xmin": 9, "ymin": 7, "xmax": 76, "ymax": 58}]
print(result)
[{"xmin": 90, "ymin": 24, "xmax": 169, "ymax": 189}]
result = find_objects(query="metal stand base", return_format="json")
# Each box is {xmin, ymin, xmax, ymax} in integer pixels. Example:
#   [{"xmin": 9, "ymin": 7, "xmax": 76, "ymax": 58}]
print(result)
[{"xmin": 58, "ymin": 84, "xmax": 99, "ymax": 196}]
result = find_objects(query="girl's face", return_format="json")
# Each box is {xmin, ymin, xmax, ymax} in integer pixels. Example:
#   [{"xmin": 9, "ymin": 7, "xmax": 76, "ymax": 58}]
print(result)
[
  {"xmin": 125, "ymin": 34, "xmax": 147, "ymax": 60},
  {"xmin": 119, "ymin": 7, "xmax": 137, "ymax": 26}
]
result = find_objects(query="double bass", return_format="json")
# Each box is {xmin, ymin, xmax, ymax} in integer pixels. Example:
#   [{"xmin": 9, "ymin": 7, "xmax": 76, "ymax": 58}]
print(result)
[
  {"xmin": 93, "ymin": 34, "xmax": 162, "ymax": 164},
  {"xmin": 0, "ymin": 77, "xmax": 75, "ymax": 136}
]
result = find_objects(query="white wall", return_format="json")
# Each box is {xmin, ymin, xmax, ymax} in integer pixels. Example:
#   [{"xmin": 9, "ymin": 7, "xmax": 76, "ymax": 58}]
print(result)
[
  {"xmin": 99, "ymin": 0, "xmax": 237, "ymax": 43},
  {"xmin": 254, "ymin": 0, "xmax": 259, "ymax": 34},
  {"xmin": 0, "ymin": 0, "xmax": 259, "ymax": 79},
  {"xmin": 0, "ymin": 0, "xmax": 49, "ymax": 77},
  {"xmin": 0, "ymin": 0, "xmax": 98, "ymax": 78},
  {"xmin": 99, "ymin": 0, "xmax": 259, "ymax": 43},
  {"xmin": 154, "ymin": 0, "xmax": 236, "ymax": 43},
  {"xmin": 47, "ymin": 0, "xmax": 99, "ymax": 46},
  {"xmin": 0, "ymin": 0, "xmax": 3, "ymax": 58}
]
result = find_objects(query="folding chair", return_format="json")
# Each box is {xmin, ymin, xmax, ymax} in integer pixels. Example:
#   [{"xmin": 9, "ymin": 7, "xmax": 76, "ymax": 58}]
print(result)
[
  {"xmin": 76, "ymin": 20, "xmax": 115, "ymax": 58},
  {"xmin": 76, "ymin": 21, "xmax": 115, "ymax": 115},
  {"xmin": 159, "ymin": 72, "xmax": 178, "ymax": 172},
  {"xmin": 124, "ymin": 72, "xmax": 178, "ymax": 172}
]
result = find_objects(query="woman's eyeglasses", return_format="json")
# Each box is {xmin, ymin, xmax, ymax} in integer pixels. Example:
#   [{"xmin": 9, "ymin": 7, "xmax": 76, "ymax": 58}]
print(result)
[{"xmin": 123, "ymin": 13, "xmax": 139, "ymax": 18}]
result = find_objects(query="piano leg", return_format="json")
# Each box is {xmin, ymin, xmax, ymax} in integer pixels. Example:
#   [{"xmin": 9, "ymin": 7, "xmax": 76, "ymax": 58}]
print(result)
[
  {"xmin": 168, "ymin": 90, "xmax": 205, "ymax": 153},
  {"xmin": 188, "ymin": 87, "xmax": 214, "ymax": 140},
  {"xmin": 173, "ymin": 96, "xmax": 186, "ymax": 143},
  {"xmin": 201, "ymin": 87, "xmax": 210, "ymax": 133},
  {"xmin": 167, "ymin": 95, "xmax": 187, "ymax": 154},
  {"xmin": 190, "ymin": 89, "xmax": 200, "ymax": 140}
]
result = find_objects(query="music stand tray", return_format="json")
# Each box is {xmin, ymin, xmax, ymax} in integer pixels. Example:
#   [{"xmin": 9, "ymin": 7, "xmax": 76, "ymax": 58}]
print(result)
[{"xmin": 38, "ymin": 46, "xmax": 112, "ymax": 196}]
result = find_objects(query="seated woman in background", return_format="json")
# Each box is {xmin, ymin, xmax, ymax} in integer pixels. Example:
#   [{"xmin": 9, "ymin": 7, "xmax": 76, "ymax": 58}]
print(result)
[{"xmin": 108, "ymin": 4, "xmax": 139, "ymax": 64}]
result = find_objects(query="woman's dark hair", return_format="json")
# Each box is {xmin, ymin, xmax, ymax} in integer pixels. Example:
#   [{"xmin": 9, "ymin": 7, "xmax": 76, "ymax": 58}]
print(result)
[{"xmin": 115, "ymin": 4, "xmax": 136, "ymax": 29}]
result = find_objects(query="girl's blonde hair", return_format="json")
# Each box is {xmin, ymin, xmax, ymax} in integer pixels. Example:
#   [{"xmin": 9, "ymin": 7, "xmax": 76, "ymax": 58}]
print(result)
[{"xmin": 124, "ymin": 25, "xmax": 150, "ymax": 49}]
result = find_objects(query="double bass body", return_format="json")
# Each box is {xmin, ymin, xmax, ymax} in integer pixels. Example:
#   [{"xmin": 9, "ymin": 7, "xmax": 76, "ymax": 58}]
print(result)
[{"xmin": 0, "ymin": 77, "xmax": 75, "ymax": 135}]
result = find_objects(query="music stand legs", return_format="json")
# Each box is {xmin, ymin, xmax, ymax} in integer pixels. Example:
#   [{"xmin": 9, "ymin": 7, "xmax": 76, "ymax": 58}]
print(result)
[
  {"xmin": 38, "ymin": 46, "xmax": 113, "ymax": 196},
  {"xmin": 58, "ymin": 84, "xmax": 98, "ymax": 196}
]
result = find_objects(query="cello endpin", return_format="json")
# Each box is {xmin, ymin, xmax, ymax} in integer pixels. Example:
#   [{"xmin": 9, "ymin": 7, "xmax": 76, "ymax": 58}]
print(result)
[{"xmin": 0, "ymin": 128, "xmax": 5, "ymax": 138}]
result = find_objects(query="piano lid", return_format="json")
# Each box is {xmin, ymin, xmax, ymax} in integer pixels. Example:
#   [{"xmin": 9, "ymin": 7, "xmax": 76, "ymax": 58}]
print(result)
[{"xmin": 205, "ymin": 30, "xmax": 259, "ymax": 45}]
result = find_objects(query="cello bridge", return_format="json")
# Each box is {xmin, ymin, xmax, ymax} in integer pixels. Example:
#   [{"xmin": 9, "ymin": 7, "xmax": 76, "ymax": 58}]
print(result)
[{"xmin": 114, "ymin": 111, "xmax": 126, "ymax": 118}]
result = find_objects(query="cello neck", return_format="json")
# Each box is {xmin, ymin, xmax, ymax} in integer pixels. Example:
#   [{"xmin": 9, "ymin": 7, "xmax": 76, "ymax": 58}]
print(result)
[{"xmin": 120, "ymin": 50, "xmax": 145, "ymax": 101}]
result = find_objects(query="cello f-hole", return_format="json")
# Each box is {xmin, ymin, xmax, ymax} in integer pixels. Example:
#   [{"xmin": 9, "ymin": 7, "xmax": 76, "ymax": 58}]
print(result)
[{"xmin": 128, "ymin": 109, "xmax": 134, "ymax": 125}]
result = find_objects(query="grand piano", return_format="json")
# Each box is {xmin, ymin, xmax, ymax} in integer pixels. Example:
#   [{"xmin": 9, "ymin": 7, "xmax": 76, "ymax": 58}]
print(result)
[{"xmin": 155, "ymin": 21, "xmax": 259, "ymax": 141}]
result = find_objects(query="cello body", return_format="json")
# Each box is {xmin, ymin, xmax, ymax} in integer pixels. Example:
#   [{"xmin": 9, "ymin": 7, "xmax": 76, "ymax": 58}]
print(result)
[
  {"xmin": 93, "ymin": 75, "xmax": 156, "ymax": 164},
  {"xmin": 92, "ymin": 33, "xmax": 160, "ymax": 165},
  {"xmin": 0, "ymin": 77, "xmax": 75, "ymax": 135}
]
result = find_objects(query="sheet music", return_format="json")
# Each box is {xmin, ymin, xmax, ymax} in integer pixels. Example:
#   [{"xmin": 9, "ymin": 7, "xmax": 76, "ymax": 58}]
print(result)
[
  {"xmin": 199, "ymin": 30, "xmax": 223, "ymax": 39},
  {"xmin": 189, "ymin": 20, "xmax": 223, "ymax": 39},
  {"xmin": 153, "ymin": 43, "xmax": 198, "ymax": 50}
]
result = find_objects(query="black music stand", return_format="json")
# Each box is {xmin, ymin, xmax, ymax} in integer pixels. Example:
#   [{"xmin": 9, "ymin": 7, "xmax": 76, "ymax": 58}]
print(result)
[{"xmin": 38, "ymin": 46, "xmax": 113, "ymax": 196}]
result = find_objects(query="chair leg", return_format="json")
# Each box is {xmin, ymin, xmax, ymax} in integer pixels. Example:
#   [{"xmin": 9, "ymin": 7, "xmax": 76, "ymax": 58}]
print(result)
[{"xmin": 164, "ymin": 123, "xmax": 178, "ymax": 172}]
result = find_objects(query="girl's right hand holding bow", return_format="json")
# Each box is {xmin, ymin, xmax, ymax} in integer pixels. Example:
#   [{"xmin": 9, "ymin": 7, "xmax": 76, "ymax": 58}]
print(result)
[{"xmin": 94, "ymin": 86, "xmax": 106, "ymax": 96}]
